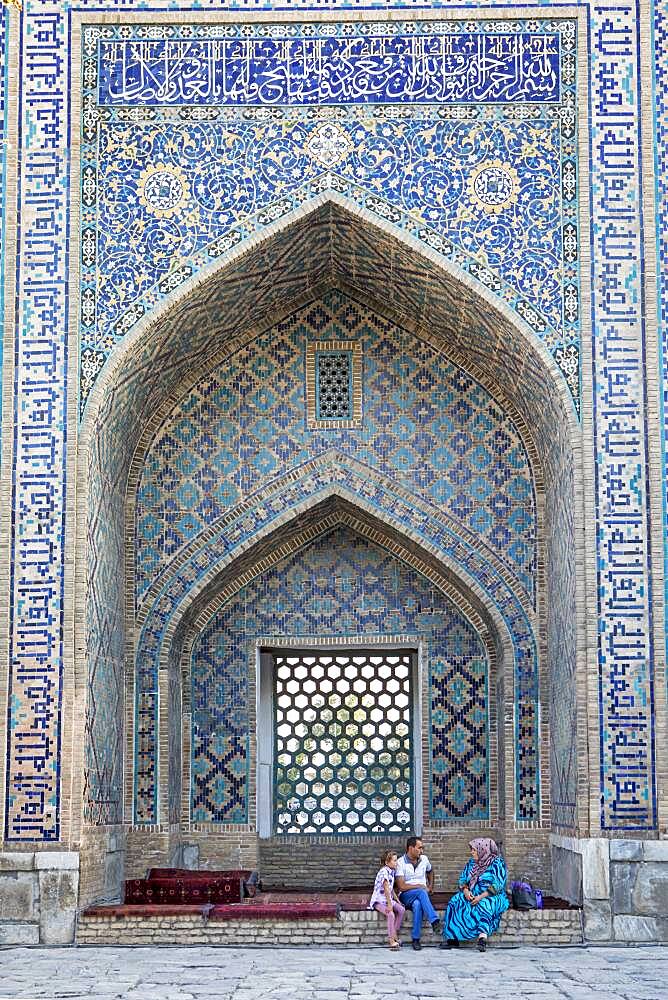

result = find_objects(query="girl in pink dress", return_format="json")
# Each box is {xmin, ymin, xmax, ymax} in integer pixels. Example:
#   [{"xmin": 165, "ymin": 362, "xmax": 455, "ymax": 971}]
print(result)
[{"xmin": 368, "ymin": 849, "xmax": 405, "ymax": 950}]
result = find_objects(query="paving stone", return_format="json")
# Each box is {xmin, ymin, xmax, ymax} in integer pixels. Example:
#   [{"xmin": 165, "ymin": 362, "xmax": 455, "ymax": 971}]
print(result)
[{"xmin": 0, "ymin": 945, "xmax": 667, "ymax": 998}]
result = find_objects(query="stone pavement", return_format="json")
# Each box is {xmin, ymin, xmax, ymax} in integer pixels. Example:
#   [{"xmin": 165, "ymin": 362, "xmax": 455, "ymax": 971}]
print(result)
[{"xmin": 0, "ymin": 945, "xmax": 667, "ymax": 1000}]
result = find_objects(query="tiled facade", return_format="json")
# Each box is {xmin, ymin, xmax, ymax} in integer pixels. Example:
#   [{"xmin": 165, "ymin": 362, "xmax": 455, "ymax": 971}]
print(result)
[
  {"xmin": 80, "ymin": 17, "xmax": 580, "ymax": 412},
  {"xmin": 0, "ymin": 0, "xmax": 665, "ymax": 945}
]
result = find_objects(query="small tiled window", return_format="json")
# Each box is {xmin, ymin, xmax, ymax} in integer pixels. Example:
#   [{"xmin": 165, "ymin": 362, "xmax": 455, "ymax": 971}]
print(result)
[
  {"xmin": 306, "ymin": 340, "xmax": 362, "ymax": 429},
  {"xmin": 316, "ymin": 351, "xmax": 353, "ymax": 420}
]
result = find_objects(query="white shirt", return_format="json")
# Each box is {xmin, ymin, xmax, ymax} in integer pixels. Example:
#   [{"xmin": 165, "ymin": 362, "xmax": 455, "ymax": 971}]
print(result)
[{"xmin": 396, "ymin": 853, "xmax": 432, "ymax": 887}]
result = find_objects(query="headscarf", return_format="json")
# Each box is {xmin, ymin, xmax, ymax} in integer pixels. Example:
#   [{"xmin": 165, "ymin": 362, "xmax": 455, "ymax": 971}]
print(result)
[{"xmin": 467, "ymin": 837, "xmax": 501, "ymax": 889}]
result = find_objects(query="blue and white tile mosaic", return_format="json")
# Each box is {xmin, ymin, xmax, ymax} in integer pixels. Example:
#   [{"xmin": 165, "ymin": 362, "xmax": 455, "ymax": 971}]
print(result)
[
  {"xmin": 1, "ymin": 0, "xmax": 658, "ymax": 844},
  {"xmin": 79, "ymin": 17, "xmax": 581, "ymax": 414},
  {"xmin": 653, "ymin": 0, "xmax": 668, "ymax": 808},
  {"xmin": 590, "ymin": 5, "xmax": 656, "ymax": 831},
  {"xmin": 133, "ymin": 291, "xmax": 531, "ymax": 823},
  {"xmin": 135, "ymin": 291, "xmax": 536, "ymax": 606}
]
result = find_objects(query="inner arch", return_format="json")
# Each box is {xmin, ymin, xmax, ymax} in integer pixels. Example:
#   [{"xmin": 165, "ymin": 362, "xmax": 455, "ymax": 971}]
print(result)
[{"xmin": 75, "ymin": 198, "xmax": 581, "ymax": 908}]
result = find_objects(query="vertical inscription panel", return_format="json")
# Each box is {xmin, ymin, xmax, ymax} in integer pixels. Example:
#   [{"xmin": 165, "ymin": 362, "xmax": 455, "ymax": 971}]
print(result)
[
  {"xmin": 5, "ymin": 4, "xmax": 68, "ymax": 841},
  {"xmin": 591, "ymin": 5, "xmax": 656, "ymax": 830}
]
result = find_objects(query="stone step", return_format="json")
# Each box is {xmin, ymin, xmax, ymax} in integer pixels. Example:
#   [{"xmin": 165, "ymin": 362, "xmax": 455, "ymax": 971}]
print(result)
[{"xmin": 77, "ymin": 906, "xmax": 583, "ymax": 948}]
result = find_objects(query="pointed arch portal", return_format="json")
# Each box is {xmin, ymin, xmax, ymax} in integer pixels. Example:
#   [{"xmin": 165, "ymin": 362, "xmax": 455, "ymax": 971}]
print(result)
[{"xmin": 75, "ymin": 198, "xmax": 585, "ymax": 903}]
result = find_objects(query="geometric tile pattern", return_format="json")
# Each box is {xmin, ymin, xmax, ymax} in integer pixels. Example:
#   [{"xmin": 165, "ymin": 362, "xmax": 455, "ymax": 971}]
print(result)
[
  {"xmin": 431, "ymin": 627, "xmax": 489, "ymax": 822},
  {"xmin": 135, "ymin": 291, "xmax": 537, "ymax": 605},
  {"xmin": 274, "ymin": 649, "xmax": 413, "ymax": 835},
  {"xmin": 2, "ymin": 0, "xmax": 656, "ymax": 843},
  {"xmin": 190, "ymin": 526, "xmax": 489, "ymax": 823},
  {"xmin": 189, "ymin": 621, "xmax": 249, "ymax": 823},
  {"xmin": 79, "ymin": 17, "xmax": 581, "ymax": 413},
  {"xmin": 590, "ymin": 6, "xmax": 656, "ymax": 830},
  {"xmin": 134, "ymin": 445, "xmax": 540, "ymax": 825}
]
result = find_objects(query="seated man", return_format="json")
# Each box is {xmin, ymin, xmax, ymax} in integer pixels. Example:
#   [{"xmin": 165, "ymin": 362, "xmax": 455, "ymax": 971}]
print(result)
[{"xmin": 395, "ymin": 836, "xmax": 441, "ymax": 950}]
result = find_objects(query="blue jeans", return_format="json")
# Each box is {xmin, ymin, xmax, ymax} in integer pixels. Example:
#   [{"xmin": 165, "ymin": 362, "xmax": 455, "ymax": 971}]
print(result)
[{"xmin": 399, "ymin": 888, "xmax": 439, "ymax": 940}]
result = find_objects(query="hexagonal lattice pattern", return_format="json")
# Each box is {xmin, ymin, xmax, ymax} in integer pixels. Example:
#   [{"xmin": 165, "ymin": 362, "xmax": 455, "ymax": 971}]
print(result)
[
  {"xmin": 316, "ymin": 351, "xmax": 352, "ymax": 419},
  {"xmin": 274, "ymin": 651, "xmax": 412, "ymax": 834}
]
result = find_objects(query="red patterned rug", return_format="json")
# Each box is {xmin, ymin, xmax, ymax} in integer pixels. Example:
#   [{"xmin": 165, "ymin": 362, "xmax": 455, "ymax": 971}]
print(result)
[{"xmin": 210, "ymin": 902, "xmax": 339, "ymax": 920}]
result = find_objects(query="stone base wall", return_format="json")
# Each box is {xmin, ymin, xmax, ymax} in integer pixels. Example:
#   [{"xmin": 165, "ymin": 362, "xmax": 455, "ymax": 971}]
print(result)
[
  {"xmin": 258, "ymin": 830, "xmax": 554, "ymax": 893},
  {"xmin": 551, "ymin": 835, "xmax": 668, "ymax": 942},
  {"xmin": 76, "ymin": 906, "xmax": 582, "ymax": 948},
  {"xmin": 122, "ymin": 826, "xmax": 552, "ymax": 896},
  {"xmin": 0, "ymin": 852, "xmax": 79, "ymax": 945},
  {"xmin": 79, "ymin": 827, "xmax": 126, "ymax": 909}
]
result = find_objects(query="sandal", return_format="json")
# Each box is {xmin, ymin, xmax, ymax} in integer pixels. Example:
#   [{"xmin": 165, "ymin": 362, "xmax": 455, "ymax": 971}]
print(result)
[{"xmin": 389, "ymin": 940, "xmax": 400, "ymax": 950}]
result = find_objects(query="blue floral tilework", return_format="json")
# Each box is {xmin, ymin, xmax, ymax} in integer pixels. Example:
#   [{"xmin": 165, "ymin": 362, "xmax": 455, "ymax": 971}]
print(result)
[{"xmin": 79, "ymin": 17, "xmax": 581, "ymax": 413}]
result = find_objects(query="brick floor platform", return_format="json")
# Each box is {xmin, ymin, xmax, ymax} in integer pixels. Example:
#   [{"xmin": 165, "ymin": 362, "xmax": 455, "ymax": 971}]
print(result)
[{"xmin": 77, "ymin": 902, "xmax": 583, "ymax": 947}]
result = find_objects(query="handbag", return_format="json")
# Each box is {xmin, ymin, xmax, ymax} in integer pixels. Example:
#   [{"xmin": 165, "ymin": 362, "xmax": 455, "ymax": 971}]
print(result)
[{"xmin": 510, "ymin": 879, "xmax": 543, "ymax": 910}]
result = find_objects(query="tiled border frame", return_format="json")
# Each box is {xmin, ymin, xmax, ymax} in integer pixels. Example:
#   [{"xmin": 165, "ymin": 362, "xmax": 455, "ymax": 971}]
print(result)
[
  {"xmin": 650, "ymin": 0, "xmax": 668, "ymax": 834},
  {"xmin": 306, "ymin": 339, "xmax": 363, "ymax": 430},
  {"xmin": 0, "ymin": 3, "xmax": 18, "ymax": 849},
  {"xmin": 1, "ymin": 0, "xmax": 663, "ymax": 846}
]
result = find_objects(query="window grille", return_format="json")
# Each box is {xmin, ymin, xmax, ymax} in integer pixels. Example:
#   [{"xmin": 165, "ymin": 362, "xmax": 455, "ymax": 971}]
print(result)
[
  {"xmin": 274, "ymin": 650, "xmax": 413, "ymax": 834},
  {"xmin": 305, "ymin": 339, "xmax": 362, "ymax": 429},
  {"xmin": 316, "ymin": 351, "xmax": 353, "ymax": 419}
]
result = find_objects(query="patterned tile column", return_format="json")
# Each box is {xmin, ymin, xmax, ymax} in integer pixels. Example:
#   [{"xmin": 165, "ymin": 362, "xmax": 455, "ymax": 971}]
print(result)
[
  {"xmin": 590, "ymin": 3, "xmax": 656, "ymax": 830},
  {"xmin": 4, "ymin": 1, "xmax": 70, "ymax": 842}
]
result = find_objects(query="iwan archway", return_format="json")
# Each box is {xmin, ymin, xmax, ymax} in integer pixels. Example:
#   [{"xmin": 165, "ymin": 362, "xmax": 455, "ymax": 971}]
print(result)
[{"xmin": 74, "ymin": 199, "xmax": 586, "ymax": 906}]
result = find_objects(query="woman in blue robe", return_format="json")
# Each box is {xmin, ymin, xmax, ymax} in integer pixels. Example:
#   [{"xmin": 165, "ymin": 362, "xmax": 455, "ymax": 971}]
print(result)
[{"xmin": 440, "ymin": 838, "xmax": 509, "ymax": 951}]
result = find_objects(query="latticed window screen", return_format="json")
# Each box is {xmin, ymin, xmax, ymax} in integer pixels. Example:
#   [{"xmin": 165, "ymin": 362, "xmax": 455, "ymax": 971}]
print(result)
[
  {"xmin": 274, "ymin": 650, "xmax": 413, "ymax": 834},
  {"xmin": 315, "ymin": 351, "xmax": 353, "ymax": 420}
]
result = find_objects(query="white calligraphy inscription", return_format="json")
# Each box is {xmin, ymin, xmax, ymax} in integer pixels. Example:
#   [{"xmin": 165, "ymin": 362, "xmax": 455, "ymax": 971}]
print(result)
[{"xmin": 98, "ymin": 34, "xmax": 561, "ymax": 107}]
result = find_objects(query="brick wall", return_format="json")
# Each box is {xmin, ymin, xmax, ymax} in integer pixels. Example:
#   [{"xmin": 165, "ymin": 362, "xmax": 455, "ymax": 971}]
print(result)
[{"xmin": 76, "ymin": 907, "xmax": 582, "ymax": 948}]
